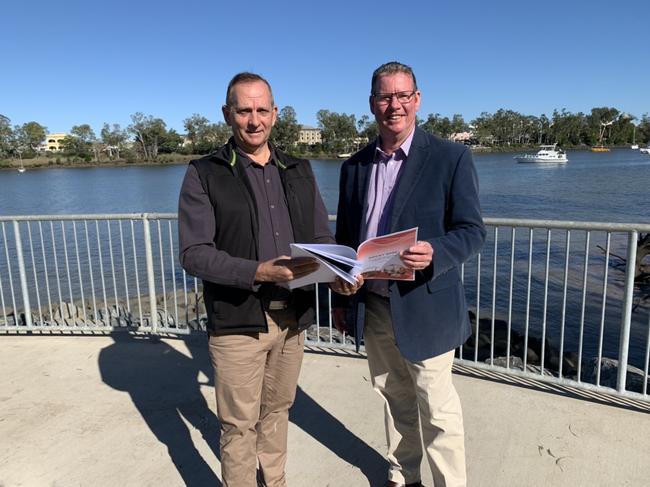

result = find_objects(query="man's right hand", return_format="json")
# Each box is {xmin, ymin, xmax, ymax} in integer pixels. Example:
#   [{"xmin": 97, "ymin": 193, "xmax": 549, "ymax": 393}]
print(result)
[{"xmin": 255, "ymin": 256, "xmax": 319, "ymax": 283}]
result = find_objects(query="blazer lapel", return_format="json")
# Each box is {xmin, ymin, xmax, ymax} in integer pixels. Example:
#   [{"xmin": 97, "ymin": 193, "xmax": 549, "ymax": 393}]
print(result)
[
  {"xmin": 355, "ymin": 145, "xmax": 374, "ymax": 204},
  {"xmin": 389, "ymin": 129, "xmax": 430, "ymax": 232}
]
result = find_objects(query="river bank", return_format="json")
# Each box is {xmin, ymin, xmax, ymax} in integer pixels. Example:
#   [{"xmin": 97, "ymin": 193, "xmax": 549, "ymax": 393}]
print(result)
[{"xmin": 1, "ymin": 145, "xmax": 631, "ymax": 171}]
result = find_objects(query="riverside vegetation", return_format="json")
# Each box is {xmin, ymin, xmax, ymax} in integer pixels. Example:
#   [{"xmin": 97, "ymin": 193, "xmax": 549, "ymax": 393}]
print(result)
[{"xmin": 2, "ymin": 106, "xmax": 650, "ymax": 169}]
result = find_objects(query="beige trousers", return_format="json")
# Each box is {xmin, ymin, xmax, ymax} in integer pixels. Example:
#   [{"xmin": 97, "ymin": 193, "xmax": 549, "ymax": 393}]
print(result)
[
  {"xmin": 208, "ymin": 308, "xmax": 304, "ymax": 487},
  {"xmin": 364, "ymin": 294, "xmax": 467, "ymax": 487}
]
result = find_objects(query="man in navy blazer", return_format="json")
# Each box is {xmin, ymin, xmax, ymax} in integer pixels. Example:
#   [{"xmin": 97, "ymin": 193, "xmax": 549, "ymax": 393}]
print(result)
[{"xmin": 332, "ymin": 62, "xmax": 485, "ymax": 487}]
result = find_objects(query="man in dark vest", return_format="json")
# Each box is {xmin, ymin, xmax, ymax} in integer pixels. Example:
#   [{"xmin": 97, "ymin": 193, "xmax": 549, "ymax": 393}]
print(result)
[{"xmin": 178, "ymin": 72, "xmax": 332, "ymax": 486}]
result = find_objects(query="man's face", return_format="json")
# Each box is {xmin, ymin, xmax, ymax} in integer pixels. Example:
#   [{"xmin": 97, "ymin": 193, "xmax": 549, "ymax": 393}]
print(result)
[
  {"xmin": 222, "ymin": 80, "xmax": 277, "ymax": 154},
  {"xmin": 370, "ymin": 72, "xmax": 420, "ymax": 143}
]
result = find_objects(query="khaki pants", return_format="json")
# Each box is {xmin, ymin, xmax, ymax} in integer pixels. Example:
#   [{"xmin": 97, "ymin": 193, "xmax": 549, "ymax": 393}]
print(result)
[
  {"xmin": 208, "ymin": 309, "xmax": 304, "ymax": 487},
  {"xmin": 364, "ymin": 294, "xmax": 467, "ymax": 487}
]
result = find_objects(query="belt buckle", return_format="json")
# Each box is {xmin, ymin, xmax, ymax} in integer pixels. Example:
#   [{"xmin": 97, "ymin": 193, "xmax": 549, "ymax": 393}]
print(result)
[{"xmin": 267, "ymin": 300, "xmax": 288, "ymax": 311}]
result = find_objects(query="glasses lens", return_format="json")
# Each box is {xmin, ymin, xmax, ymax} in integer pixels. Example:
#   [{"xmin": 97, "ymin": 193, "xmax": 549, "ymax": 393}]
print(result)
[
  {"xmin": 374, "ymin": 91, "xmax": 414, "ymax": 105},
  {"xmin": 396, "ymin": 92, "xmax": 413, "ymax": 103}
]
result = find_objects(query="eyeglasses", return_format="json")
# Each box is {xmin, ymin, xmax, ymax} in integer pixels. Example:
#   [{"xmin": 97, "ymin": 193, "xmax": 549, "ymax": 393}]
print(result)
[{"xmin": 372, "ymin": 91, "xmax": 417, "ymax": 106}]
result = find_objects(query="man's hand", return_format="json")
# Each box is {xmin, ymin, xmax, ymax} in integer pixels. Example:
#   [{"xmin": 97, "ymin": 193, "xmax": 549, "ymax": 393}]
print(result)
[
  {"xmin": 400, "ymin": 240, "xmax": 434, "ymax": 270},
  {"xmin": 329, "ymin": 275, "xmax": 364, "ymax": 296},
  {"xmin": 331, "ymin": 307, "xmax": 349, "ymax": 334},
  {"xmin": 255, "ymin": 256, "xmax": 319, "ymax": 283}
]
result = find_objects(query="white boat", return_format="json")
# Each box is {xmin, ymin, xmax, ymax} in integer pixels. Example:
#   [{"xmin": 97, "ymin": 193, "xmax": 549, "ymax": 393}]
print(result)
[
  {"xmin": 514, "ymin": 144, "xmax": 568, "ymax": 164},
  {"xmin": 640, "ymin": 146, "xmax": 650, "ymax": 154},
  {"xmin": 631, "ymin": 144, "xmax": 639, "ymax": 150}
]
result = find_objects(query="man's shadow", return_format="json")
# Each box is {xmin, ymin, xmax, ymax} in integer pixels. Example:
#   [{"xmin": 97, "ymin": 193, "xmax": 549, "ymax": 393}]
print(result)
[
  {"xmin": 98, "ymin": 332, "xmax": 222, "ymax": 486},
  {"xmin": 99, "ymin": 332, "xmax": 387, "ymax": 486}
]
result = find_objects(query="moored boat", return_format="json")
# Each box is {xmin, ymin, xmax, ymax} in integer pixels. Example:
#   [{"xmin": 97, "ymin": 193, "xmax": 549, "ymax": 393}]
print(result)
[{"xmin": 514, "ymin": 144, "xmax": 568, "ymax": 163}]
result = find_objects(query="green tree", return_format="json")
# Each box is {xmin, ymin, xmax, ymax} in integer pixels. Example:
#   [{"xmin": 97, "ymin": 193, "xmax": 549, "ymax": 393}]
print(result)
[
  {"xmin": 61, "ymin": 124, "xmax": 98, "ymax": 161},
  {"xmin": 550, "ymin": 109, "xmax": 586, "ymax": 146},
  {"xmin": 420, "ymin": 113, "xmax": 453, "ymax": 138},
  {"xmin": 271, "ymin": 106, "xmax": 300, "ymax": 150},
  {"xmin": 204, "ymin": 122, "xmax": 231, "ymax": 150},
  {"xmin": 158, "ymin": 128, "xmax": 183, "ymax": 154},
  {"xmin": 610, "ymin": 112, "xmax": 636, "ymax": 145},
  {"xmin": 0, "ymin": 114, "xmax": 13, "ymax": 158},
  {"xmin": 316, "ymin": 110, "xmax": 358, "ymax": 154},
  {"xmin": 357, "ymin": 114, "xmax": 378, "ymax": 142},
  {"xmin": 470, "ymin": 112, "xmax": 496, "ymax": 146},
  {"xmin": 19, "ymin": 121, "xmax": 47, "ymax": 153},
  {"xmin": 586, "ymin": 107, "xmax": 620, "ymax": 145},
  {"xmin": 128, "ymin": 112, "xmax": 168, "ymax": 161},
  {"xmin": 183, "ymin": 114, "xmax": 230, "ymax": 153},
  {"xmin": 450, "ymin": 114, "xmax": 468, "ymax": 134},
  {"xmin": 637, "ymin": 113, "xmax": 650, "ymax": 146},
  {"xmin": 100, "ymin": 123, "xmax": 128, "ymax": 159},
  {"xmin": 183, "ymin": 114, "xmax": 211, "ymax": 152}
]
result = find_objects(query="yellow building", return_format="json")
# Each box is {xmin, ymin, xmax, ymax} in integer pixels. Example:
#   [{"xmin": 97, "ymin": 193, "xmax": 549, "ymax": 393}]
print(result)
[{"xmin": 42, "ymin": 133, "xmax": 68, "ymax": 152}]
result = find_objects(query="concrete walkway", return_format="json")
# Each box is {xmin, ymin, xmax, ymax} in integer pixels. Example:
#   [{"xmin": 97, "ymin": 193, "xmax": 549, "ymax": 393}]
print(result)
[{"xmin": 0, "ymin": 334, "xmax": 649, "ymax": 487}]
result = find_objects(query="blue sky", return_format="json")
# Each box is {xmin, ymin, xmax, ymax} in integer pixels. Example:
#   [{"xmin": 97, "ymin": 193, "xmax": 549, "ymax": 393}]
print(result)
[{"xmin": 2, "ymin": 0, "xmax": 648, "ymax": 134}]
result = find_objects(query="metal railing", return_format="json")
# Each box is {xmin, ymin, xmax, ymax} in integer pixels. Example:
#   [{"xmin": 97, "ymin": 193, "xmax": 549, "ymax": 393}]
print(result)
[{"xmin": 1, "ymin": 213, "xmax": 649, "ymax": 402}]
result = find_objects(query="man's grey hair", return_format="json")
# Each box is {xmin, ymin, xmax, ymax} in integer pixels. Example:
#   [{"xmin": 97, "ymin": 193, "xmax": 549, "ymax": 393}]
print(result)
[
  {"xmin": 371, "ymin": 62, "xmax": 418, "ymax": 94},
  {"xmin": 225, "ymin": 72, "xmax": 274, "ymax": 106}
]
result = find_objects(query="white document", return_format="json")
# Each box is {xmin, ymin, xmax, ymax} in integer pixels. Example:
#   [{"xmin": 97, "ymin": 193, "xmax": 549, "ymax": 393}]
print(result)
[{"xmin": 288, "ymin": 227, "xmax": 418, "ymax": 289}]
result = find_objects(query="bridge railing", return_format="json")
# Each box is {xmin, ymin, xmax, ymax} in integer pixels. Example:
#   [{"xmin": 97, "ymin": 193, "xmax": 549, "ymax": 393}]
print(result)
[{"xmin": 1, "ymin": 213, "xmax": 649, "ymax": 401}]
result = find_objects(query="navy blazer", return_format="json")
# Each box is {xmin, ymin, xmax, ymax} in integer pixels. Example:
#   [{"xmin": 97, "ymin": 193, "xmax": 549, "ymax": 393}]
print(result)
[{"xmin": 335, "ymin": 128, "xmax": 486, "ymax": 361}]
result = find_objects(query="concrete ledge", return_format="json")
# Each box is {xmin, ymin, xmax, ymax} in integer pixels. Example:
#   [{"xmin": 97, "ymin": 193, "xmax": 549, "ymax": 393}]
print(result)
[{"xmin": 1, "ymin": 335, "xmax": 649, "ymax": 486}]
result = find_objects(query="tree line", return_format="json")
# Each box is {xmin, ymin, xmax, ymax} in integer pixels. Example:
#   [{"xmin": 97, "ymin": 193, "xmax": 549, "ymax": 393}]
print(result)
[{"xmin": 2, "ymin": 106, "xmax": 649, "ymax": 164}]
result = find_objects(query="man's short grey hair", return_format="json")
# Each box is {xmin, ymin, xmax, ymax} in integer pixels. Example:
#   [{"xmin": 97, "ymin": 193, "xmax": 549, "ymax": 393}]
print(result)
[
  {"xmin": 371, "ymin": 62, "xmax": 418, "ymax": 94},
  {"xmin": 225, "ymin": 72, "xmax": 274, "ymax": 106}
]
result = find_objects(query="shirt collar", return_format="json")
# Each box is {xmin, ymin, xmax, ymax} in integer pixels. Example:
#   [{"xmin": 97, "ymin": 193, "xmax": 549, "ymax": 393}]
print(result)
[
  {"xmin": 374, "ymin": 127, "xmax": 415, "ymax": 162},
  {"xmin": 235, "ymin": 144, "xmax": 277, "ymax": 168}
]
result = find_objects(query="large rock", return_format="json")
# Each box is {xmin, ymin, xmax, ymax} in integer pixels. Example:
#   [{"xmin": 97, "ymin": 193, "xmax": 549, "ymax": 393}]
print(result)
[{"xmin": 581, "ymin": 357, "xmax": 650, "ymax": 393}]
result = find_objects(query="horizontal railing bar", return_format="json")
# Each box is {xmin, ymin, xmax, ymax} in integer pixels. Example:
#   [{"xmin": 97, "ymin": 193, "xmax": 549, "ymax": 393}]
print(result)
[
  {"xmin": 3, "ymin": 214, "xmax": 650, "ymax": 233},
  {"xmin": 0, "ymin": 213, "xmax": 178, "ymax": 222}
]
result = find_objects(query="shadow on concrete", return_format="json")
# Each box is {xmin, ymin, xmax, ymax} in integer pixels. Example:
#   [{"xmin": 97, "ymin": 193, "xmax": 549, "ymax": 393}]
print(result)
[
  {"xmin": 98, "ymin": 333, "xmax": 387, "ymax": 486},
  {"xmin": 291, "ymin": 386, "xmax": 388, "ymax": 485},
  {"xmin": 453, "ymin": 363, "xmax": 650, "ymax": 414},
  {"xmin": 98, "ymin": 333, "xmax": 222, "ymax": 486}
]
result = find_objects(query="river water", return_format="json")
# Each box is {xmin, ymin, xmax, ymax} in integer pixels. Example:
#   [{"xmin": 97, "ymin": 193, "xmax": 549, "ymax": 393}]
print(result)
[
  {"xmin": 1, "ymin": 148, "xmax": 649, "ymax": 369},
  {"xmin": 1, "ymin": 148, "xmax": 649, "ymax": 221}
]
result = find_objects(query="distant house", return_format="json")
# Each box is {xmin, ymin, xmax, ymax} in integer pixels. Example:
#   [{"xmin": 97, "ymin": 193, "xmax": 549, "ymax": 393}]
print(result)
[
  {"xmin": 40, "ymin": 133, "xmax": 68, "ymax": 152},
  {"xmin": 298, "ymin": 125, "xmax": 322, "ymax": 145},
  {"xmin": 449, "ymin": 131, "xmax": 473, "ymax": 144}
]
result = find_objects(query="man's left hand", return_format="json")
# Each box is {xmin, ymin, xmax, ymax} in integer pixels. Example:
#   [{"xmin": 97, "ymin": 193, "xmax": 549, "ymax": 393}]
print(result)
[{"xmin": 400, "ymin": 240, "xmax": 434, "ymax": 270}]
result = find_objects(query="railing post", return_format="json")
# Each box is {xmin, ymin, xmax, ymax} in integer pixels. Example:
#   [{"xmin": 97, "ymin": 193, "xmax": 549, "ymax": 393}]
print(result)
[
  {"xmin": 13, "ymin": 221, "xmax": 32, "ymax": 328},
  {"xmin": 142, "ymin": 215, "xmax": 158, "ymax": 333},
  {"xmin": 617, "ymin": 230, "xmax": 638, "ymax": 393}
]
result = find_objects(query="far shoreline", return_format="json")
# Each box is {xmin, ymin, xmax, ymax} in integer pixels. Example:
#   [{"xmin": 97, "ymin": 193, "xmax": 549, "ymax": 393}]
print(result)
[{"xmin": 0, "ymin": 145, "xmax": 640, "ymax": 172}]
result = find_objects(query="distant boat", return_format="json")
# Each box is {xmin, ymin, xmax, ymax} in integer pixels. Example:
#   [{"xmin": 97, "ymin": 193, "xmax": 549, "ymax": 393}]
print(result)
[
  {"xmin": 591, "ymin": 145, "xmax": 610, "ymax": 153},
  {"xmin": 17, "ymin": 158, "xmax": 26, "ymax": 173},
  {"xmin": 640, "ymin": 146, "xmax": 650, "ymax": 154},
  {"xmin": 514, "ymin": 144, "xmax": 568, "ymax": 164},
  {"xmin": 631, "ymin": 144, "xmax": 639, "ymax": 150},
  {"xmin": 337, "ymin": 153, "xmax": 352, "ymax": 159}
]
